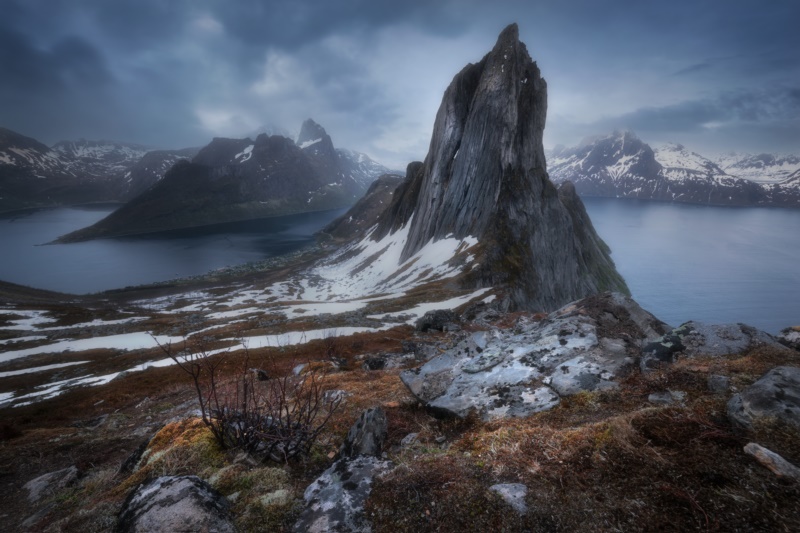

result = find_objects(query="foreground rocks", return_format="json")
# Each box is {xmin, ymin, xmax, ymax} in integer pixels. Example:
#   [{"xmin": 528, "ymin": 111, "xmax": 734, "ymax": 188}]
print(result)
[
  {"xmin": 117, "ymin": 475, "xmax": 234, "ymax": 533},
  {"xmin": 727, "ymin": 366, "xmax": 800, "ymax": 429},
  {"xmin": 401, "ymin": 292, "xmax": 670, "ymax": 419},
  {"xmin": 294, "ymin": 408, "xmax": 392, "ymax": 532},
  {"xmin": 641, "ymin": 321, "xmax": 786, "ymax": 370}
]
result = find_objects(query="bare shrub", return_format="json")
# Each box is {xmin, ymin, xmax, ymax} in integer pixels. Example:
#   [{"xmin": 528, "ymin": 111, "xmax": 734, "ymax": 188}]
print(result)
[{"xmin": 156, "ymin": 338, "xmax": 341, "ymax": 463}]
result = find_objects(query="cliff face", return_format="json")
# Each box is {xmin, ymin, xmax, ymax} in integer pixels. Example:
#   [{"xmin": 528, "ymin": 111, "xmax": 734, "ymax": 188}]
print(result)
[{"xmin": 376, "ymin": 24, "xmax": 627, "ymax": 311}]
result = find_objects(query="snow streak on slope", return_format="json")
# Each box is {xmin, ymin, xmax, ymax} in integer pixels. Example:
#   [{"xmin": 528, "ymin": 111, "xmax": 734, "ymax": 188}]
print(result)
[{"xmin": 301, "ymin": 216, "xmax": 479, "ymax": 300}]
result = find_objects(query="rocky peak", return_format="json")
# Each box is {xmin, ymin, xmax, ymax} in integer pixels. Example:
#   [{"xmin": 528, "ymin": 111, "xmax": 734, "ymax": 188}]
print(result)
[
  {"xmin": 296, "ymin": 118, "xmax": 336, "ymax": 159},
  {"xmin": 374, "ymin": 23, "xmax": 628, "ymax": 311}
]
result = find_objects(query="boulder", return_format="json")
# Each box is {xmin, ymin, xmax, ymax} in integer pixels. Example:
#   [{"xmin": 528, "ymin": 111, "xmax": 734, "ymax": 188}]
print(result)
[
  {"xmin": 415, "ymin": 309, "xmax": 458, "ymax": 332},
  {"xmin": 727, "ymin": 366, "xmax": 800, "ymax": 429},
  {"xmin": 401, "ymin": 292, "xmax": 670, "ymax": 420},
  {"xmin": 642, "ymin": 321, "xmax": 786, "ymax": 370},
  {"xmin": 293, "ymin": 455, "xmax": 392, "ymax": 533},
  {"xmin": 23, "ymin": 466, "xmax": 79, "ymax": 503},
  {"xmin": 117, "ymin": 475, "xmax": 234, "ymax": 533},
  {"xmin": 778, "ymin": 326, "xmax": 800, "ymax": 351},
  {"xmin": 340, "ymin": 407, "xmax": 388, "ymax": 459}
]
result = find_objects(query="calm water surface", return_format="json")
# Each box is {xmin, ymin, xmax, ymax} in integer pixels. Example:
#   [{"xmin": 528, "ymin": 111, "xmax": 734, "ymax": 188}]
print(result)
[
  {"xmin": 0, "ymin": 206, "xmax": 346, "ymax": 294},
  {"xmin": 583, "ymin": 198, "xmax": 800, "ymax": 334},
  {"xmin": 0, "ymin": 200, "xmax": 798, "ymax": 333}
]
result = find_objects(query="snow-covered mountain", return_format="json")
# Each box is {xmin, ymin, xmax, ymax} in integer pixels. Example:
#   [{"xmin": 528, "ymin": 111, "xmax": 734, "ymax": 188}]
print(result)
[
  {"xmin": 547, "ymin": 132, "xmax": 800, "ymax": 207},
  {"xmin": 714, "ymin": 152, "xmax": 800, "ymax": 183},
  {"xmin": 0, "ymin": 127, "xmax": 195, "ymax": 211},
  {"xmin": 52, "ymin": 139, "xmax": 149, "ymax": 180}
]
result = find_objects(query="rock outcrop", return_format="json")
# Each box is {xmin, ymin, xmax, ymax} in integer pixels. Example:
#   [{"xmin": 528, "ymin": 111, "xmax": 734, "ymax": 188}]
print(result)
[
  {"xmin": 727, "ymin": 366, "xmax": 800, "ymax": 429},
  {"xmin": 400, "ymin": 292, "xmax": 670, "ymax": 420},
  {"xmin": 373, "ymin": 24, "xmax": 628, "ymax": 311},
  {"xmin": 294, "ymin": 407, "xmax": 392, "ymax": 533},
  {"xmin": 117, "ymin": 475, "xmax": 234, "ymax": 533},
  {"xmin": 641, "ymin": 321, "xmax": 788, "ymax": 370}
]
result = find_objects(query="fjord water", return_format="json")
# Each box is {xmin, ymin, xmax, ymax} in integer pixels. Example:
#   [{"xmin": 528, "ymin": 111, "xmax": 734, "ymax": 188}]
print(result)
[
  {"xmin": 0, "ymin": 201, "xmax": 798, "ymax": 333},
  {"xmin": 0, "ymin": 206, "xmax": 346, "ymax": 294},
  {"xmin": 582, "ymin": 198, "xmax": 800, "ymax": 334}
]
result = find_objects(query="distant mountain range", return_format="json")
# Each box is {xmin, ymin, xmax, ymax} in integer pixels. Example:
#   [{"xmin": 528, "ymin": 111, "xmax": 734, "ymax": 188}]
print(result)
[
  {"xmin": 547, "ymin": 131, "xmax": 800, "ymax": 207},
  {"xmin": 0, "ymin": 127, "xmax": 199, "ymax": 211},
  {"xmin": 55, "ymin": 119, "xmax": 396, "ymax": 242}
]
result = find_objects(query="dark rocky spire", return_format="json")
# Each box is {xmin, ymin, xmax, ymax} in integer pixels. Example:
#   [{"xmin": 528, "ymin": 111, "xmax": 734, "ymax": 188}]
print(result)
[{"xmin": 376, "ymin": 23, "xmax": 628, "ymax": 311}]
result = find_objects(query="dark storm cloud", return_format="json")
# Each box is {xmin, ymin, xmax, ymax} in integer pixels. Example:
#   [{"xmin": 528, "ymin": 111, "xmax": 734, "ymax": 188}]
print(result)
[{"xmin": 0, "ymin": 0, "xmax": 798, "ymax": 164}]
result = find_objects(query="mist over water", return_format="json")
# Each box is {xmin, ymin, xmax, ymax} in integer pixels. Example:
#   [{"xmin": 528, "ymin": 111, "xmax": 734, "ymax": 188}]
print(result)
[
  {"xmin": 0, "ymin": 200, "xmax": 798, "ymax": 333},
  {"xmin": 583, "ymin": 198, "xmax": 800, "ymax": 334}
]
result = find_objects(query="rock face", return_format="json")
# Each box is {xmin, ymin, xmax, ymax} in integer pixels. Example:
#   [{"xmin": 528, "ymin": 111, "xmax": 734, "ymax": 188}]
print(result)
[
  {"xmin": 294, "ymin": 408, "xmax": 392, "ymax": 532},
  {"xmin": 56, "ymin": 120, "xmax": 392, "ymax": 241},
  {"xmin": 117, "ymin": 475, "xmax": 234, "ymax": 533},
  {"xmin": 727, "ymin": 366, "xmax": 800, "ymax": 429},
  {"xmin": 548, "ymin": 132, "xmax": 800, "ymax": 207},
  {"xmin": 400, "ymin": 292, "xmax": 670, "ymax": 420},
  {"xmin": 373, "ymin": 24, "xmax": 628, "ymax": 311},
  {"xmin": 641, "ymin": 321, "xmax": 787, "ymax": 370},
  {"xmin": 339, "ymin": 407, "xmax": 388, "ymax": 459}
]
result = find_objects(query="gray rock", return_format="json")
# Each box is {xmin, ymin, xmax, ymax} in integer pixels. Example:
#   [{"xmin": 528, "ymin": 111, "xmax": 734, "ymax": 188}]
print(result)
[
  {"xmin": 293, "ymin": 456, "xmax": 392, "ymax": 533},
  {"xmin": 415, "ymin": 309, "xmax": 458, "ymax": 332},
  {"xmin": 401, "ymin": 292, "xmax": 668, "ymax": 420},
  {"xmin": 708, "ymin": 374, "xmax": 731, "ymax": 395},
  {"xmin": 727, "ymin": 366, "xmax": 800, "ymax": 429},
  {"xmin": 400, "ymin": 433, "xmax": 419, "ymax": 447},
  {"xmin": 778, "ymin": 327, "xmax": 800, "ymax": 351},
  {"xmin": 23, "ymin": 466, "xmax": 79, "ymax": 503},
  {"xmin": 489, "ymin": 483, "xmax": 528, "ymax": 515},
  {"xmin": 642, "ymin": 321, "xmax": 787, "ymax": 370},
  {"xmin": 340, "ymin": 407, "xmax": 388, "ymax": 459},
  {"xmin": 117, "ymin": 475, "xmax": 234, "ymax": 533}
]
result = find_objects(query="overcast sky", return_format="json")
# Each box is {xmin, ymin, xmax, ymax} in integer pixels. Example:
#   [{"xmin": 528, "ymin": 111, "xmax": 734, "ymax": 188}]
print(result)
[{"xmin": 2, "ymin": 0, "xmax": 798, "ymax": 168}]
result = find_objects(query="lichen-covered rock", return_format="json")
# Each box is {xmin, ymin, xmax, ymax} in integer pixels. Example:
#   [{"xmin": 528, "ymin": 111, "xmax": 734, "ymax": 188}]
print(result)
[
  {"xmin": 400, "ymin": 292, "xmax": 669, "ymax": 420},
  {"xmin": 293, "ymin": 456, "xmax": 392, "ymax": 533},
  {"xmin": 117, "ymin": 475, "xmax": 234, "ymax": 533},
  {"xmin": 641, "ymin": 321, "xmax": 787, "ymax": 370},
  {"xmin": 340, "ymin": 407, "xmax": 388, "ymax": 459},
  {"xmin": 727, "ymin": 366, "xmax": 800, "ymax": 429}
]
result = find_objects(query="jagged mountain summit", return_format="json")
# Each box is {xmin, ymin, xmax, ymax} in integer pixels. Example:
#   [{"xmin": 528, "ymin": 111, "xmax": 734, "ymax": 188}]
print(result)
[
  {"xmin": 324, "ymin": 24, "xmax": 628, "ymax": 311},
  {"xmin": 548, "ymin": 131, "xmax": 800, "ymax": 207},
  {"xmin": 55, "ymin": 120, "xmax": 392, "ymax": 242}
]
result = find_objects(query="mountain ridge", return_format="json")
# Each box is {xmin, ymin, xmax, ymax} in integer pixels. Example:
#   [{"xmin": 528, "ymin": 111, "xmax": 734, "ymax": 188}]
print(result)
[
  {"xmin": 548, "ymin": 131, "xmax": 800, "ymax": 207},
  {"xmin": 54, "ymin": 121, "xmax": 392, "ymax": 242}
]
